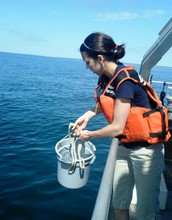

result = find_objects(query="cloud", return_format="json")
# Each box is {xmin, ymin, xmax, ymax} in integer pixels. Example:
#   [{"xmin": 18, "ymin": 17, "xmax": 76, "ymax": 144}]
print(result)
[
  {"xmin": 142, "ymin": 9, "xmax": 166, "ymax": 18},
  {"xmin": 95, "ymin": 12, "xmax": 138, "ymax": 21},
  {"xmin": 95, "ymin": 9, "xmax": 166, "ymax": 21},
  {"xmin": 5, "ymin": 27, "xmax": 45, "ymax": 43}
]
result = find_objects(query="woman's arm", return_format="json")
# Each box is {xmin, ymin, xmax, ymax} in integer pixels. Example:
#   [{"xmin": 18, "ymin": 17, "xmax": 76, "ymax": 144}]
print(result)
[{"xmin": 79, "ymin": 98, "xmax": 131, "ymax": 141}]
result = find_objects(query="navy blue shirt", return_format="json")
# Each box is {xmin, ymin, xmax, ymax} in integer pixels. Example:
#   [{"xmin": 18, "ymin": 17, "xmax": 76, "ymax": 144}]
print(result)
[
  {"xmin": 116, "ymin": 80, "xmax": 151, "ymax": 108},
  {"xmin": 115, "ymin": 64, "xmax": 151, "ymax": 108},
  {"xmin": 98, "ymin": 64, "xmax": 151, "ymax": 108}
]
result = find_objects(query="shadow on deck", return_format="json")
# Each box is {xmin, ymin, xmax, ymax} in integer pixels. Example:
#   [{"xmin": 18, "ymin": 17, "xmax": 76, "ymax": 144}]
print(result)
[
  {"xmin": 130, "ymin": 189, "xmax": 172, "ymax": 220},
  {"xmin": 161, "ymin": 190, "xmax": 172, "ymax": 220},
  {"xmin": 130, "ymin": 160, "xmax": 172, "ymax": 220}
]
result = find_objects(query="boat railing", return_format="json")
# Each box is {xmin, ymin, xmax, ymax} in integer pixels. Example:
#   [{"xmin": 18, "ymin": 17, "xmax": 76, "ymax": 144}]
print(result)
[
  {"xmin": 151, "ymin": 80, "xmax": 172, "ymax": 86},
  {"xmin": 91, "ymin": 138, "xmax": 119, "ymax": 220},
  {"xmin": 151, "ymin": 80, "xmax": 172, "ymax": 104},
  {"xmin": 139, "ymin": 17, "xmax": 172, "ymax": 81}
]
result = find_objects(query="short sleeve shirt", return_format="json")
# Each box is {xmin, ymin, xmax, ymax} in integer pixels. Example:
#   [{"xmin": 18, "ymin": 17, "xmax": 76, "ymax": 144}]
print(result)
[{"xmin": 98, "ymin": 64, "xmax": 151, "ymax": 109}]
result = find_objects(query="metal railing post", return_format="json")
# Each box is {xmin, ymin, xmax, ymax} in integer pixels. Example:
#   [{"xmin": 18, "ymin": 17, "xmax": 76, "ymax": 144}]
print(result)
[{"xmin": 91, "ymin": 138, "xmax": 119, "ymax": 220}]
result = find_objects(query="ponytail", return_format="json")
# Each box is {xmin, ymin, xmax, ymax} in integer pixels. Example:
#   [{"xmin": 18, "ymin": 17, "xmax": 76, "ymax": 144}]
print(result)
[{"xmin": 80, "ymin": 32, "xmax": 125, "ymax": 62}]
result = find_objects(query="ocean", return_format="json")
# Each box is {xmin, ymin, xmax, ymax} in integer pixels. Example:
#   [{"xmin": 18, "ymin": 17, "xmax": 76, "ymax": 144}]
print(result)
[{"xmin": 0, "ymin": 52, "xmax": 172, "ymax": 220}]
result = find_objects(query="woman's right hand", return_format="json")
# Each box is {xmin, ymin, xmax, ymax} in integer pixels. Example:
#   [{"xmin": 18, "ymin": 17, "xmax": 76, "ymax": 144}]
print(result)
[
  {"xmin": 72, "ymin": 114, "xmax": 89, "ymax": 132},
  {"xmin": 72, "ymin": 109, "xmax": 96, "ymax": 132}
]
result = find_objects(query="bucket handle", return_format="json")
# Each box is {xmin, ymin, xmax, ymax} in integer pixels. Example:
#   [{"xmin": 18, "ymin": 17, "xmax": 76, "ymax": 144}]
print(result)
[
  {"xmin": 55, "ymin": 145, "xmax": 65, "ymax": 161},
  {"xmin": 90, "ymin": 155, "xmax": 96, "ymax": 164}
]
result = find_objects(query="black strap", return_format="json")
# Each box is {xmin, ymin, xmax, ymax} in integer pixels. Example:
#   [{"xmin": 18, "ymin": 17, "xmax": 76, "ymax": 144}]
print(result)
[
  {"xmin": 143, "ymin": 106, "xmax": 167, "ymax": 140},
  {"xmin": 143, "ymin": 109, "xmax": 157, "ymax": 118},
  {"xmin": 150, "ymin": 131, "xmax": 167, "ymax": 139}
]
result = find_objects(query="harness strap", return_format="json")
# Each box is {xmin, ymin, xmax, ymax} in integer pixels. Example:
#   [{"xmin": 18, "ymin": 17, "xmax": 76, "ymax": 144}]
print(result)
[
  {"xmin": 143, "ymin": 108, "xmax": 158, "ymax": 117},
  {"xmin": 150, "ymin": 131, "xmax": 167, "ymax": 139}
]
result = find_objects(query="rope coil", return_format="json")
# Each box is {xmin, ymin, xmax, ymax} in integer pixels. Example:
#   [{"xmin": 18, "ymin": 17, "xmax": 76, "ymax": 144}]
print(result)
[{"xmin": 64, "ymin": 123, "xmax": 85, "ymax": 174}]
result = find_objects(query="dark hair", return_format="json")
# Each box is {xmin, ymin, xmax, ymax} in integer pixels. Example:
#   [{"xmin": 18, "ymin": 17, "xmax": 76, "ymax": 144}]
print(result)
[{"xmin": 80, "ymin": 32, "xmax": 125, "ymax": 62}]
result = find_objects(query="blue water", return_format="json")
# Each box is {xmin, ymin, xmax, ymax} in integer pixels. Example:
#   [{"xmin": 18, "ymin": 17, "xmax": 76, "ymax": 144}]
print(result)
[{"xmin": 0, "ymin": 52, "xmax": 172, "ymax": 220}]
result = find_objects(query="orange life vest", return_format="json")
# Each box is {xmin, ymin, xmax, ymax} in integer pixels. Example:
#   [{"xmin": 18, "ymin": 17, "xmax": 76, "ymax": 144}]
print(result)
[{"xmin": 94, "ymin": 66, "xmax": 171, "ymax": 144}]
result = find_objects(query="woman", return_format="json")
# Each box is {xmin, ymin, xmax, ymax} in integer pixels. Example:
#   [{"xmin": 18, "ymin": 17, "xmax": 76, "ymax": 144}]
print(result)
[{"xmin": 73, "ymin": 32, "xmax": 165, "ymax": 220}]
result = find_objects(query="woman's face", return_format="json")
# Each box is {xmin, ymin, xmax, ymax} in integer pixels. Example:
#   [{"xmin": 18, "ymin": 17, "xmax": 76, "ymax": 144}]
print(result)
[{"xmin": 81, "ymin": 52, "xmax": 104, "ymax": 76}]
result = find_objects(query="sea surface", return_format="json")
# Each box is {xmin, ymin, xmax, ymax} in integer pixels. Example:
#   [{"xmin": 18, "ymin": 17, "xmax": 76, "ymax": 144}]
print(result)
[{"xmin": 0, "ymin": 52, "xmax": 172, "ymax": 220}]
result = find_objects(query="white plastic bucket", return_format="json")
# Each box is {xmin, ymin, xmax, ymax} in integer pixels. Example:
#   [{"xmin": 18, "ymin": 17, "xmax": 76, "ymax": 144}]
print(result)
[{"xmin": 55, "ymin": 137, "xmax": 96, "ymax": 189}]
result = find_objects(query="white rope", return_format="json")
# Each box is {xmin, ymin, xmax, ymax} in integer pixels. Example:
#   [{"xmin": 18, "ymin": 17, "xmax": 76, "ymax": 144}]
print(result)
[
  {"xmin": 78, "ymin": 142, "xmax": 85, "ymax": 170},
  {"xmin": 67, "ymin": 123, "xmax": 85, "ymax": 174}
]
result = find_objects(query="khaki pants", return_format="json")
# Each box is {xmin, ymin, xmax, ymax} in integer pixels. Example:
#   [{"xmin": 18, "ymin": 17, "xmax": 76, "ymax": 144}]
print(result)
[{"xmin": 112, "ymin": 143, "xmax": 164, "ymax": 220}]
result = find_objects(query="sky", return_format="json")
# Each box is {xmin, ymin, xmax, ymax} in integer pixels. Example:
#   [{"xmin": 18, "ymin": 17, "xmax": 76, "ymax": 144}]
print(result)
[{"xmin": 0, "ymin": 0, "xmax": 172, "ymax": 67}]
